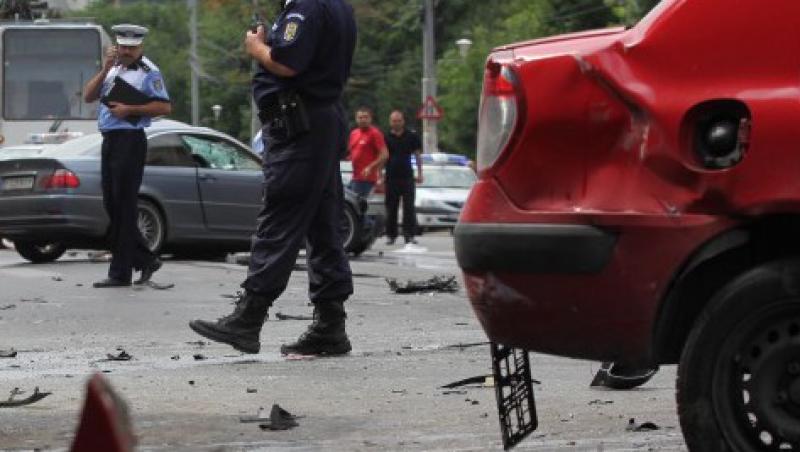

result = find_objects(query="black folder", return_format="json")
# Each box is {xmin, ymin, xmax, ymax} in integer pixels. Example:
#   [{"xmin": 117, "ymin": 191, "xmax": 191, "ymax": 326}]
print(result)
[{"xmin": 101, "ymin": 76, "xmax": 150, "ymax": 124}]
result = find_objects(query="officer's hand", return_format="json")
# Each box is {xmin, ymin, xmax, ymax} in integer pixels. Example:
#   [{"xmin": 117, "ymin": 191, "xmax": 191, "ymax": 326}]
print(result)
[
  {"xmin": 103, "ymin": 46, "xmax": 118, "ymax": 71},
  {"xmin": 108, "ymin": 102, "xmax": 131, "ymax": 119},
  {"xmin": 245, "ymin": 25, "xmax": 266, "ymax": 58}
]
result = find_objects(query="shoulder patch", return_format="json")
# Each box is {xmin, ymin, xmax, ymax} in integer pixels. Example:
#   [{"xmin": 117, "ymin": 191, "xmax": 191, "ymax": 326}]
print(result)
[
  {"xmin": 283, "ymin": 21, "xmax": 299, "ymax": 42},
  {"xmin": 153, "ymin": 77, "xmax": 163, "ymax": 93}
]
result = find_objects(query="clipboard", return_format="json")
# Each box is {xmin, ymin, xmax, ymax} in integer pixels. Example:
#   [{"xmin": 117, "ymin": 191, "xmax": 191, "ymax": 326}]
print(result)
[{"xmin": 101, "ymin": 76, "xmax": 150, "ymax": 125}]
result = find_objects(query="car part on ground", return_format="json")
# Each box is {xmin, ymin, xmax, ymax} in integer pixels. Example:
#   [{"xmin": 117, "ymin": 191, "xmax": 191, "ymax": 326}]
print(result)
[{"xmin": 589, "ymin": 362, "xmax": 659, "ymax": 390}]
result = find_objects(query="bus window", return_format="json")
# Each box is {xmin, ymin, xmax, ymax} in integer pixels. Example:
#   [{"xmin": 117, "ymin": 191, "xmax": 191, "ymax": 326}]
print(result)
[{"xmin": 3, "ymin": 28, "xmax": 101, "ymax": 120}]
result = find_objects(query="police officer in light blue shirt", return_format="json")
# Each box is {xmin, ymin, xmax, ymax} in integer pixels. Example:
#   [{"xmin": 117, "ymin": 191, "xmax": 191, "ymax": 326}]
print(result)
[{"xmin": 83, "ymin": 24, "xmax": 172, "ymax": 288}]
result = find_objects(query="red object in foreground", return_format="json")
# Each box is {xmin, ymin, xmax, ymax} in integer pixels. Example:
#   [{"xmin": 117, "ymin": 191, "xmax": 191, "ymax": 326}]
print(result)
[
  {"xmin": 70, "ymin": 373, "xmax": 135, "ymax": 452},
  {"xmin": 456, "ymin": 0, "xmax": 800, "ymax": 449}
]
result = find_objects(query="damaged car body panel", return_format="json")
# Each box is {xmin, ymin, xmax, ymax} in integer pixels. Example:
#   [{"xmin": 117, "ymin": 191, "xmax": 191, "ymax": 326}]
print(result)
[{"xmin": 456, "ymin": 0, "xmax": 800, "ymax": 448}]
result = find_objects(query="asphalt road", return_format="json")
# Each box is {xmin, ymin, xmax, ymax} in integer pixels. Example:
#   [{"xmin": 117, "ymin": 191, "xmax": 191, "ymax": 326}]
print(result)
[{"xmin": 0, "ymin": 234, "xmax": 687, "ymax": 451}]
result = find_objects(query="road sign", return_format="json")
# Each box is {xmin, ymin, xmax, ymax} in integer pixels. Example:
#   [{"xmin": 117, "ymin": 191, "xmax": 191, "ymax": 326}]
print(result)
[{"xmin": 417, "ymin": 96, "xmax": 444, "ymax": 121}]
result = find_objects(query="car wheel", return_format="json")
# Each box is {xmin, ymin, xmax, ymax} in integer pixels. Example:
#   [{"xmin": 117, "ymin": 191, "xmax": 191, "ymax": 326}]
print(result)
[
  {"xmin": 677, "ymin": 260, "xmax": 800, "ymax": 452},
  {"xmin": 340, "ymin": 205, "xmax": 358, "ymax": 252},
  {"xmin": 14, "ymin": 241, "xmax": 67, "ymax": 264},
  {"xmin": 137, "ymin": 199, "xmax": 165, "ymax": 253}
]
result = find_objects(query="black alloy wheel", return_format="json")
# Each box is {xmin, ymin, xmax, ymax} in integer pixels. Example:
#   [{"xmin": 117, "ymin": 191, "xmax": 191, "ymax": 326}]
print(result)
[
  {"xmin": 14, "ymin": 241, "xmax": 67, "ymax": 263},
  {"xmin": 678, "ymin": 260, "xmax": 800, "ymax": 451},
  {"xmin": 137, "ymin": 199, "xmax": 165, "ymax": 253}
]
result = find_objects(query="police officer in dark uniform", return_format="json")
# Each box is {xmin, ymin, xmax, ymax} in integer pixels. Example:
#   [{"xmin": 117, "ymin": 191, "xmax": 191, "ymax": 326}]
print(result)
[
  {"xmin": 189, "ymin": 0, "xmax": 357, "ymax": 356},
  {"xmin": 83, "ymin": 24, "xmax": 171, "ymax": 288}
]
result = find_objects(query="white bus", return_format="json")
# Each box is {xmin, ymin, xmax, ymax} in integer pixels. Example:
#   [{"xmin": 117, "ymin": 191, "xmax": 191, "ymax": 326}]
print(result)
[{"xmin": 0, "ymin": 19, "xmax": 111, "ymax": 146}]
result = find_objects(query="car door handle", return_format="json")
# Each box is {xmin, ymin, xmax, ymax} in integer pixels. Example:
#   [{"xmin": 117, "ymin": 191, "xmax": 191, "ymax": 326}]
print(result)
[{"xmin": 199, "ymin": 174, "xmax": 217, "ymax": 182}]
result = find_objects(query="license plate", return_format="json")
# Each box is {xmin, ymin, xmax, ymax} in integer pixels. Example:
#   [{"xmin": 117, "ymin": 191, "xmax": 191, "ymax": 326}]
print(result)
[{"xmin": 2, "ymin": 176, "xmax": 34, "ymax": 191}]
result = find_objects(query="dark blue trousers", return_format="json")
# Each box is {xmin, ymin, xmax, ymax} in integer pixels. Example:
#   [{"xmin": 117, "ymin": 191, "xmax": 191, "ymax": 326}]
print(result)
[
  {"xmin": 100, "ymin": 129, "xmax": 156, "ymax": 282},
  {"xmin": 243, "ymin": 103, "xmax": 353, "ymax": 305}
]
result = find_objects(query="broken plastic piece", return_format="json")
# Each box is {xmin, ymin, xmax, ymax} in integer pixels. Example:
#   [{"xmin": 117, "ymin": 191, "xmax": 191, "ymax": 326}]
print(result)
[
  {"xmin": 386, "ymin": 275, "xmax": 459, "ymax": 294},
  {"xmin": 275, "ymin": 312, "xmax": 313, "ymax": 321},
  {"xmin": 626, "ymin": 418, "xmax": 660, "ymax": 432},
  {"xmin": 70, "ymin": 373, "xmax": 135, "ymax": 452},
  {"xmin": 258, "ymin": 404, "xmax": 300, "ymax": 431},
  {"xmin": 105, "ymin": 351, "xmax": 132, "ymax": 362},
  {"xmin": 0, "ymin": 349, "xmax": 17, "ymax": 358},
  {"xmin": 590, "ymin": 361, "xmax": 659, "ymax": 390},
  {"xmin": 441, "ymin": 375, "xmax": 492, "ymax": 389},
  {"xmin": 0, "ymin": 387, "xmax": 51, "ymax": 408}
]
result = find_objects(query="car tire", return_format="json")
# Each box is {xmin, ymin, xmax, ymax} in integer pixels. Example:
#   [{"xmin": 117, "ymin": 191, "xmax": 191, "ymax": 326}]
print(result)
[
  {"xmin": 341, "ymin": 205, "xmax": 359, "ymax": 253},
  {"xmin": 677, "ymin": 260, "xmax": 800, "ymax": 452},
  {"xmin": 137, "ymin": 199, "xmax": 165, "ymax": 254},
  {"xmin": 14, "ymin": 241, "xmax": 67, "ymax": 264}
]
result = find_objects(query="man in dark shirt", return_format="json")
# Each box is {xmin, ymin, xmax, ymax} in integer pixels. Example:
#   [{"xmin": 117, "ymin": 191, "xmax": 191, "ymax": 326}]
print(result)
[
  {"xmin": 383, "ymin": 110, "xmax": 423, "ymax": 245},
  {"xmin": 190, "ymin": 0, "xmax": 357, "ymax": 356}
]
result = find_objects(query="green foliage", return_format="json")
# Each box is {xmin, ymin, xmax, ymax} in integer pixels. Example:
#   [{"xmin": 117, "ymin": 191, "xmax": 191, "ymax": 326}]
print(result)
[{"xmin": 72, "ymin": 0, "xmax": 659, "ymax": 148}]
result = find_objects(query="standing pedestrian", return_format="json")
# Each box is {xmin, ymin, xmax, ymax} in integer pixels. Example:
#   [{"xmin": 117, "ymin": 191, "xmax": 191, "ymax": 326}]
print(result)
[
  {"xmin": 348, "ymin": 107, "xmax": 388, "ymax": 198},
  {"xmin": 189, "ymin": 0, "xmax": 358, "ymax": 356},
  {"xmin": 383, "ymin": 110, "xmax": 422, "ymax": 245},
  {"xmin": 83, "ymin": 24, "xmax": 170, "ymax": 288}
]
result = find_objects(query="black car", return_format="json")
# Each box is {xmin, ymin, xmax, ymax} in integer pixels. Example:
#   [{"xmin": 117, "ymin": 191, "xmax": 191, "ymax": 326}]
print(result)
[{"xmin": 0, "ymin": 119, "xmax": 381, "ymax": 262}]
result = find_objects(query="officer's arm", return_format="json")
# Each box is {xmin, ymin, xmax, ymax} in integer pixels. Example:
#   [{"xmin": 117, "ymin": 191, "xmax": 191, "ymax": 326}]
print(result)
[
  {"xmin": 127, "ymin": 101, "xmax": 172, "ymax": 117},
  {"xmin": 84, "ymin": 70, "xmax": 108, "ymax": 103},
  {"xmin": 246, "ymin": 27, "xmax": 297, "ymax": 78}
]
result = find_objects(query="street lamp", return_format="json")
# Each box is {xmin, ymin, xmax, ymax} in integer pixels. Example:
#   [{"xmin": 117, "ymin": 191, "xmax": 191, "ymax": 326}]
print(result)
[
  {"xmin": 456, "ymin": 38, "xmax": 473, "ymax": 59},
  {"xmin": 211, "ymin": 104, "xmax": 223, "ymax": 122}
]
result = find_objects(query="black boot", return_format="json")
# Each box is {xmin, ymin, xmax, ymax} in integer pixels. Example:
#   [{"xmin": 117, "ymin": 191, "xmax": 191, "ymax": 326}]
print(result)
[
  {"xmin": 189, "ymin": 292, "xmax": 271, "ymax": 354},
  {"xmin": 280, "ymin": 301, "xmax": 351, "ymax": 356}
]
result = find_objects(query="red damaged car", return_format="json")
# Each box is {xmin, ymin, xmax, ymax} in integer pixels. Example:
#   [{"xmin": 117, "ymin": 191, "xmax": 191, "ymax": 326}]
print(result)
[{"xmin": 455, "ymin": 0, "xmax": 800, "ymax": 450}]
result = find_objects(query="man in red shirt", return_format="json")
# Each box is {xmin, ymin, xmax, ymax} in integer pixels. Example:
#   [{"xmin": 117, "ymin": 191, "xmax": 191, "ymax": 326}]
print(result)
[{"xmin": 348, "ymin": 107, "xmax": 388, "ymax": 197}]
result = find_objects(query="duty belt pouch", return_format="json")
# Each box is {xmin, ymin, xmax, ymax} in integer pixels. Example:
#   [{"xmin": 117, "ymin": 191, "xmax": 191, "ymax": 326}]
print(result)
[{"xmin": 278, "ymin": 91, "xmax": 310, "ymax": 139}]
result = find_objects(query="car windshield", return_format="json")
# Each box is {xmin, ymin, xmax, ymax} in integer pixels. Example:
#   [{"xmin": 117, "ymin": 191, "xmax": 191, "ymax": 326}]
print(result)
[{"xmin": 420, "ymin": 166, "xmax": 476, "ymax": 188}]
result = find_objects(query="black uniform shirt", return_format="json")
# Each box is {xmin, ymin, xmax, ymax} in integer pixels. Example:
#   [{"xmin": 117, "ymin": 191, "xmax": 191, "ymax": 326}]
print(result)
[
  {"xmin": 384, "ymin": 129, "xmax": 422, "ymax": 180},
  {"xmin": 252, "ymin": 0, "xmax": 356, "ymax": 109}
]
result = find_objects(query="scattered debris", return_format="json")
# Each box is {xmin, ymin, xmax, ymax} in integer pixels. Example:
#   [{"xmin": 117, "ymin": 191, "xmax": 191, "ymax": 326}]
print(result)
[
  {"xmin": 71, "ymin": 373, "xmax": 135, "ymax": 451},
  {"xmin": 590, "ymin": 361, "xmax": 659, "ymax": 390},
  {"xmin": 142, "ymin": 281, "xmax": 175, "ymax": 290},
  {"xmin": 442, "ymin": 390, "xmax": 467, "ymax": 395},
  {"xmin": 170, "ymin": 355, "xmax": 180, "ymax": 360},
  {"xmin": 186, "ymin": 341, "xmax": 208, "ymax": 347},
  {"xmin": 193, "ymin": 354, "xmax": 207, "ymax": 361},
  {"xmin": 0, "ymin": 387, "xmax": 51, "ymax": 408},
  {"xmin": 258, "ymin": 404, "xmax": 300, "ymax": 431},
  {"xmin": 441, "ymin": 375, "xmax": 493, "ymax": 389},
  {"xmin": 588, "ymin": 399, "xmax": 614, "ymax": 406},
  {"xmin": 246, "ymin": 388, "xmax": 258, "ymax": 394},
  {"xmin": 88, "ymin": 251, "xmax": 112, "ymax": 262},
  {"xmin": 391, "ymin": 389, "xmax": 407, "ymax": 394},
  {"xmin": 67, "ymin": 251, "xmax": 79, "ymax": 257},
  {"xmin": 20, "ymin": 297, "xmax": 47, "ymax": 304},
  {"xmin": 51, "ymin": 276, "xmax": 63, "ymax": 282},
  {"xmin": 188, "ymin": 381, "xmax": 195, "ymax": 386},
  {"xmin": 386, "ymin": 275, "xmax": 459, "ymax": 294},
  {"xmin": 76, "ymin": 284, "xmax": 84, "ymax": 287},
  {"xmin": 0, "ymin": 349, "xmax": 18, "ymax": 358},
  {"xmin": 275, "ymin": 312, "xmax": 313, "ymax": 321},
  {"xmin": 626, "ymin": 418, "xmax": 660, "ymax": 432},
  {"xmin": 104, "ymin": 350, "xmax": 133, "ymax": 362},
  {"xmin": 0, "ymin": 304, "xmax": 15, "ymax": 311},
  {"xmin": 442, "ymin": 341, "xmax": 490, "ymax": 351}
]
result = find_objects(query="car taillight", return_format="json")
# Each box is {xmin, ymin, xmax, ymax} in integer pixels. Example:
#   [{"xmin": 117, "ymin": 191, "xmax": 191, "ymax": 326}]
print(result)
[
  {"xmin": 43, "ymin": 169, "xmax": 80, "ymax": 189},
  {"xmin": 476, "ymin": 62, "xmax": 519, "ymax": 172}
]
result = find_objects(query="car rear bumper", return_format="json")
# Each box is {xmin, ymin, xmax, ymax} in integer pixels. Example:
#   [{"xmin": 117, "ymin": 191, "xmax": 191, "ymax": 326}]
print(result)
[
  {"xmin": 455, "ymin": 179, "xmax": 731, "ymax": 363},
  {"xmin": 455, "ymin": 223, "xmax": 616, "ymax": 273},
  {"xmin": 0, "ymin": 194, "xmax": 106, "ymax": 241}
]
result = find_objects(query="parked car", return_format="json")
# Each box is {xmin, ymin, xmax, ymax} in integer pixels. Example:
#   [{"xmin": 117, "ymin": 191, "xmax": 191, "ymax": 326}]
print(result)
[
  {"xmin": 455, "ymin": 0, "xmax": 800, "ymax": 450},
  {"xmin": 341, "ymin": 153, "xmax": 475, "ymax": 233},
  {"xmin": 0, "ymin": 119, "xmax": 380, "ymax": 263}
]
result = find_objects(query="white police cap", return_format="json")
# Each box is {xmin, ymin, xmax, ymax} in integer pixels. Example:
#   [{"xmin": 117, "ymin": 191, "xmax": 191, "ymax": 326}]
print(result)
[{"xmin": 111, "ymin": 24, "xmax": 148, "ymax": 46}]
